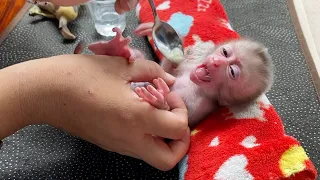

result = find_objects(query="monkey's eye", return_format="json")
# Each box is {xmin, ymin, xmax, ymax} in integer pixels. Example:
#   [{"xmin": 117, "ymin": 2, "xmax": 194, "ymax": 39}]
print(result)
[
  {"xmin": 222, "ymin": 48, "xmax": 228, "ymax": 57},
  {"xmin": 228, "ymin": 65, "xmax": 240, "ymax": 79}
]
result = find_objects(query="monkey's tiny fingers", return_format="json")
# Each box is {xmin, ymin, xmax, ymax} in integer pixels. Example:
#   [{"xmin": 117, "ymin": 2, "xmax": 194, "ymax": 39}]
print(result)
[
  {"xmin": 139, "ymin": 87, "xmax": 158, "ymax": 103},
  {"xmin": 112, "ymin": 27, "xmax": 123, "ymax": 39},
  {"xmin": 135, "ymin": 87, "xmax": 146, "ymax": 99},
  {"xmin": 153, "ymin": 78, "xmax": 170, "ymax": 95},
  {"xmin": 128, "ymin": 57, "xmax": 135, "ymax": 64},
  {"xmin": 124, "ymin": 36, "xmax": 132, "ymax": 44},
  {"xmin": 135, "ymin": 87, "xmax": 155, "ymax": 103},
  {"xmin": 145, "ymin": 85, "xmax": 170, "ymax": 110},
  {"xmin": 146, "ymin": 85, "xmax": 165, "ymax": 103},
  {"xmin": 136, "ymin": 87, "xmax": 168, "ymax": 110}
]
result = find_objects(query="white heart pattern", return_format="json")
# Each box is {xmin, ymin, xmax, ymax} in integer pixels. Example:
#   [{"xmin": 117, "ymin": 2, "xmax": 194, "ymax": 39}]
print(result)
[
  {"xmin": 209, "ymin": 136, "xmax": 219, "ymax": 147},
  {"xmin": 240, "ymin": 135, "xmax": 260, "ymax": 148},
  {"xmin": 156, "ymin": 1, "xmax": 170, "ymax": 10},
  {"xmin": 135, "ymin": 3, "xmax": 141, "ymax": 18},
  {"xmin": 214, "ymin": 154, "xmax": 253, "ymax": 180}
]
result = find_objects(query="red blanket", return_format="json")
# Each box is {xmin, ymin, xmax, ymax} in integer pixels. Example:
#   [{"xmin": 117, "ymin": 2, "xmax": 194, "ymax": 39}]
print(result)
[{"xmin": 136, "ymin": 0, "xmax": 318, "ymax": 179}]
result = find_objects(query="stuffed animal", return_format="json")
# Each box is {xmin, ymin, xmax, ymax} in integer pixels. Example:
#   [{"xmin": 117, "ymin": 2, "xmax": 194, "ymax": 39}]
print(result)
[{"xmin": 28, "ymin": 0, "xmax": 80, "ymax": 40}]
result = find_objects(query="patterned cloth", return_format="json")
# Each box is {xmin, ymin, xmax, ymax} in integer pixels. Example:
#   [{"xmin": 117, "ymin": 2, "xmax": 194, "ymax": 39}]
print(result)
[{"xmin": 136, "ymin": 0, "xmax": 318, "ymax": 179}]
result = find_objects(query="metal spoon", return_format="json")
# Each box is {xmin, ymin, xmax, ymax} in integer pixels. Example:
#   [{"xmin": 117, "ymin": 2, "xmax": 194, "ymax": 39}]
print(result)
[{"xmin": 148, "ymin": 0, "xmax": 184, "ymax": 64}]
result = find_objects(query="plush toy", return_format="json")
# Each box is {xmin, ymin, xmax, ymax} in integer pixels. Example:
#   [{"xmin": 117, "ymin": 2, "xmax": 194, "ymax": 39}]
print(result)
[
  {"xmin": 28, "ymin": 0, "xmax": 80, "ymax": 40},
  {"xmin": 136, "ymin": 0, "xmax": 318, "ymax": 179}
]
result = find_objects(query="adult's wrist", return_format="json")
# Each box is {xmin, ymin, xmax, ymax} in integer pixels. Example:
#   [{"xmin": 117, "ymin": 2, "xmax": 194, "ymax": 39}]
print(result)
[
  {"xmin": 0, "ymin": 56, "xmax": 68, "ymax": 140},
  {"xmin": 16, "ymin": 56, "xmax": 71, "ymax": 127},
  {"xmin": 0, "ymin": 61, "xmax": 39, "ymax": 140}
]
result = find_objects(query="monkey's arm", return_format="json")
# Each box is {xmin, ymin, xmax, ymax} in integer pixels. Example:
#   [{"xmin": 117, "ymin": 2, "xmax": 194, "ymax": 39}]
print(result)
[{"xmin": 87, "ymin": 27, "xmax": 145, "ymax": 63}]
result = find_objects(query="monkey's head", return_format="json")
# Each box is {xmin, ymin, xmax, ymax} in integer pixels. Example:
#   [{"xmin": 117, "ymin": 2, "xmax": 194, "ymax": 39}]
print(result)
[{"xmin": 190, "ymin": 39, "xmax": 274, "ymax": 106}]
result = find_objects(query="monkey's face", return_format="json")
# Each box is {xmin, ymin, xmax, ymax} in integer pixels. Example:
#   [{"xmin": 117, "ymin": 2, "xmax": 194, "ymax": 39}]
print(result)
[
  {"xmin": 190, "ymin": 42, "xmax": 241, "ymax": 91},
  {"xmin": 190, "ymin": 39, "xmax": 271, "ymax": 105}
]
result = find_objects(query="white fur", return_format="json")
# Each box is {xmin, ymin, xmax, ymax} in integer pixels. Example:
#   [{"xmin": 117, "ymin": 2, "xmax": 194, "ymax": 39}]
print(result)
[{"xmin": 160, "ymin": 35, "xmax": 217, "ymax": 127}]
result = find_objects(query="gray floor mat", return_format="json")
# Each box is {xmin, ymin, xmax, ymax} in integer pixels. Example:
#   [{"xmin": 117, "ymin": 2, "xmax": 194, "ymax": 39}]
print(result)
[{"xmin": 0, "ymin": 0, "xmax": 319, "ymax": 179}]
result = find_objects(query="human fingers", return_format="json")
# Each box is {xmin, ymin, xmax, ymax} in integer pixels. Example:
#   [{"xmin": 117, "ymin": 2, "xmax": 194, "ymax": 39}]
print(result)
[
  {"xmin": 115, "ymin": 0, "xmax": 138, "ymax": 14},
  {"xmin": 133, "ymin": 22, "xmax": 154, "ymax": 37},
  {"xmin": 138, "ymin": 128, "xmax": 190, "ymax": 171},
  {"xmin": 126, "ymin": 59, "xmax": 175, "ymax": 87},
  {"xmin": 142, "ymin": 92, "xmax": 188, "ymax": 140}
]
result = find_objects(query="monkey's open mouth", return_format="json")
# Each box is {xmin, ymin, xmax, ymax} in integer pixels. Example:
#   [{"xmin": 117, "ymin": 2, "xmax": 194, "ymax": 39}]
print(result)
[{"xmin": 195, "ymin": 64, "xmax": 211, "ymax": 82}]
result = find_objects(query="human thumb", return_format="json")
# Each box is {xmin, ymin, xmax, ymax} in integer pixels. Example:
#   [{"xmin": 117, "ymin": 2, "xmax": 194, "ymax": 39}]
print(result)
[{"xmin": 127, "ymin": 59, "xmax": 175, "ymax": 86}]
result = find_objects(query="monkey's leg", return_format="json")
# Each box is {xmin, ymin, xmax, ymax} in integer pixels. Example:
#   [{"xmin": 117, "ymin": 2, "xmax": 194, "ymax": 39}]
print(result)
[{"xmin": 88, "ymin": 27, "xmax": 145, "ymax": 63}]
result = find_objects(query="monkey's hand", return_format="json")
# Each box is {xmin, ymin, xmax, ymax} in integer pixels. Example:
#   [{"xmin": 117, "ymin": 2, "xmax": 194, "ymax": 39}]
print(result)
[
  {"xmin": 88, "ymin": 27, "xmax": 145, "ymax": 63},
  {"xmin": 135, "ymin": 78, "xmax": 171, "ymax": 110}
]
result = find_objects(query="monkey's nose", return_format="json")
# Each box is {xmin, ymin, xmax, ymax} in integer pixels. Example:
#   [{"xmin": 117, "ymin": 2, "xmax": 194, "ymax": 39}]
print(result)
[{"xmin": 206, "ymin": 57, "xmax": 226, "ymax": 67}]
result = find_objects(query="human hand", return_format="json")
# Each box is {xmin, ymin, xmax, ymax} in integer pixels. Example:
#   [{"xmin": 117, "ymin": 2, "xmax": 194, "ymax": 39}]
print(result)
[
  {"xmin": 114, "ymin": 0, "xmax": 139, "ymax": 14},
  {"xmin": 14, "ymin": 54, "xmax": 190, "ymax": 171}
]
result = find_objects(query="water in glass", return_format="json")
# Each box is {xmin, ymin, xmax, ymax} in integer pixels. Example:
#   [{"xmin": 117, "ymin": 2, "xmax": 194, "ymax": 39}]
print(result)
[{"xmin": 87, "ymin": 0, "xmax": 126, "ymax": 37}]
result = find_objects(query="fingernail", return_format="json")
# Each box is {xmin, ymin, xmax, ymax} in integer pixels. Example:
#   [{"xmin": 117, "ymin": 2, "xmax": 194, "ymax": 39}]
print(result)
[{"xmin": 127, "ymin": 0, "xmax": 138, "ymax": 10}]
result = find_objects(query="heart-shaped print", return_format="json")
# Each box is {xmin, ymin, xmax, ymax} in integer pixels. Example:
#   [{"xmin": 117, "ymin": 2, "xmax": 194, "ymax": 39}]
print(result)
[
  {"xmin": 167, "ymin": 12, "xmax": 194, "ymax": 37},
  {"xmin": 209, "ymin": 136, "xmax": 219, "ymax": 147},
  {"xmin": 135, "ymin": 3, "xmax": 141, "ymax": 18},
  {"xmin": 214, "ymin": 154, "xmax": 253, "ymax": 180},
  {"xmin": 156, "ymin": 1, "xmax": 170, "ymax": 10},
  {"xmin": 240, "ymin": 135, "xmax": 260, "ymax": 148}
]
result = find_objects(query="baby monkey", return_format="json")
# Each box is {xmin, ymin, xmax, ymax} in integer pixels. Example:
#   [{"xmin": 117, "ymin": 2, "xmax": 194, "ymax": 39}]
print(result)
[{"xmin": 83, "ymin": 24, "xmax": 274, "ymax": 128}]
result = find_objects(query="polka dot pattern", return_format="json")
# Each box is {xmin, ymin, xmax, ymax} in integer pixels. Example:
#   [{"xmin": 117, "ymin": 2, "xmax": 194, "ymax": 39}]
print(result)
[{"xmin": 0, "ymin": 1, "xmax": 319, "ymax": 179}]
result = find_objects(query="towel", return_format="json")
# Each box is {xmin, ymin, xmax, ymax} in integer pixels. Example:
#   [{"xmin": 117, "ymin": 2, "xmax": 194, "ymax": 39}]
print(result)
[{"xmin": 135, "ymin": 0, "xmax": 318, "ymax": 179}]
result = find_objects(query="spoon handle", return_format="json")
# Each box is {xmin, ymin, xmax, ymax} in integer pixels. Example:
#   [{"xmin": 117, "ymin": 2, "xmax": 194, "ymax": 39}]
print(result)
[{"xmin": 148, "ymin": 0, "xmax": 160, "ymax": 22}]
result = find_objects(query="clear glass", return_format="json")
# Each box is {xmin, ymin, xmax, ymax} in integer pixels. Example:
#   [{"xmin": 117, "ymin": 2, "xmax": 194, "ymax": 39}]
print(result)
[{"xmin": 87, "ymin": 0, "xmax": 126, "ymax": 37}]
